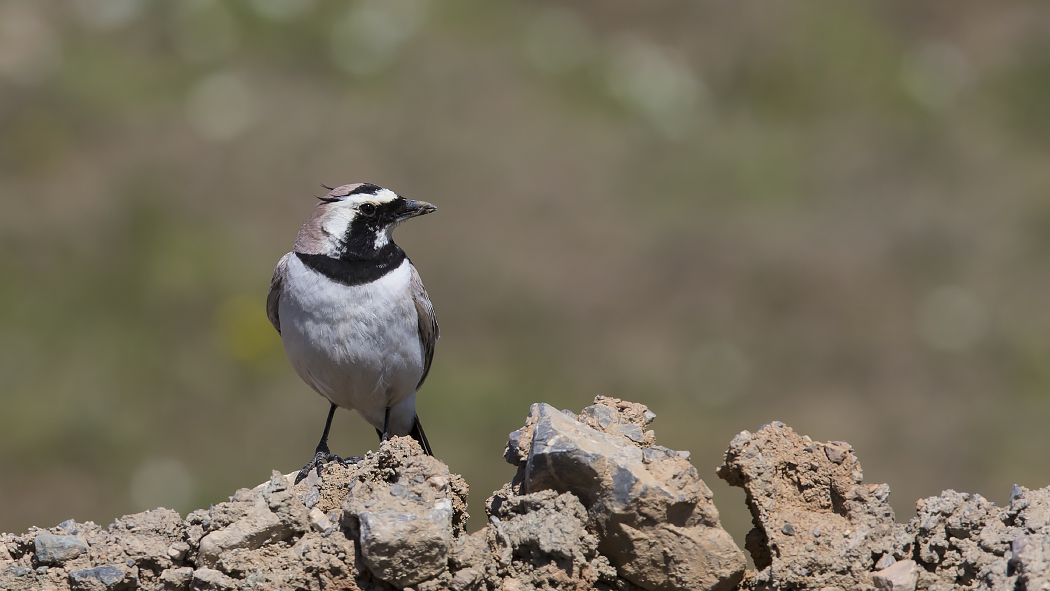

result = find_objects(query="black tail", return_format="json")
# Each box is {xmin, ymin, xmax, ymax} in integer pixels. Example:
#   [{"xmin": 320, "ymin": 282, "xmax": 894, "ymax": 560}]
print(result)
[
  {"xmin": 375, "ymin": 415, "xmax": 433, "ymax": 456},
  {"xmin": 410, "ymin": 416, "xmax": 433, "ymax": 456}
]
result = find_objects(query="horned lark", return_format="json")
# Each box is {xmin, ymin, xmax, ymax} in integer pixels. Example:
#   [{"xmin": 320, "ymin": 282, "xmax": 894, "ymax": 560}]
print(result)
[{"xmin": 266, "ymin": 182, "xmax": 438, "ymax": 482}]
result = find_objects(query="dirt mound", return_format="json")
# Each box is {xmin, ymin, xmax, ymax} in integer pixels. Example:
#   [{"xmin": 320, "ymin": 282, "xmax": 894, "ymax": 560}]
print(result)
[
  {"xmin": 718, "ymin": 421, "xmax": 1050, "ymax": 591},
  {"xmin": 2, "ymin": 398, "xmax": 1050, "ymax": 591}
]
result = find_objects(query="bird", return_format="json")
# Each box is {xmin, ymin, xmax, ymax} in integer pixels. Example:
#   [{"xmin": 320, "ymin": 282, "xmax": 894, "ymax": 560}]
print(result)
[{"xmin": 266, "ymin": 182, "xmax": 439, "ymax": 483}]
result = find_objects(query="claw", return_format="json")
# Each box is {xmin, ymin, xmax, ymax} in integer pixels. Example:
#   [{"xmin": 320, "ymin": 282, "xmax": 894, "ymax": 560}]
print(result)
[{"xmin": 294, "ymin": 450, "xmax": 344, "ymax": 485}]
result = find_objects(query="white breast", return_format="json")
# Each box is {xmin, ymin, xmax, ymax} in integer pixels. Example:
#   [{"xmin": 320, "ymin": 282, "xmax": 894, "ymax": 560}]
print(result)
[{"xmin": 278, "ymin": 255, "xmax": 424, "ymax": 432}]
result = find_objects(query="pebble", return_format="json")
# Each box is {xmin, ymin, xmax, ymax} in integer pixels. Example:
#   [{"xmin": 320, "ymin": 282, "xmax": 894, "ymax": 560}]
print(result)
[
  {"xmin": 872, "ymin": 559, "xmax": 918, "ymax": 591},
  {"xmin": 875, "ymin": 553, "xmax": 897, "ymax": 570},
  {"xmin": 304, "ymin": 487, "xmax": 320, "ymax": 509},
  {"xmin": 824, "ymin": 441, "xmax": 851, "ymax": 464}
]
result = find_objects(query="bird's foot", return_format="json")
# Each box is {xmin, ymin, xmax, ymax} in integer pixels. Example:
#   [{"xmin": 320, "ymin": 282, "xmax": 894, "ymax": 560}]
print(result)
[{"xmin": 294, "ymin": 450, "xmax": 345, "ymax": 485}]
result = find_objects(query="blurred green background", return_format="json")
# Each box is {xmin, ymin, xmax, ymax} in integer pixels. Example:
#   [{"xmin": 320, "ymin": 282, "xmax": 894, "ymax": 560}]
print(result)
[{"xmin": 2, "ymin": 0, "xmax": 1050, "ymax": 549}]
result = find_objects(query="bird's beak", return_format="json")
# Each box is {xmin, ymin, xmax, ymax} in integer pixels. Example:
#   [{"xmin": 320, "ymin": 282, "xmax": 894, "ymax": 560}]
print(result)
[{"xmin": 396, "ymin": 199, "xmax": 437, "ymax": 221}]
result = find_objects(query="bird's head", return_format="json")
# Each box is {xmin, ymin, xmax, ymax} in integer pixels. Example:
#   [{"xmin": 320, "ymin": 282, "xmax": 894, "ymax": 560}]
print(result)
[{"xmin": 294, "ymin": 182, "xmax": 436, "ymax": 258}]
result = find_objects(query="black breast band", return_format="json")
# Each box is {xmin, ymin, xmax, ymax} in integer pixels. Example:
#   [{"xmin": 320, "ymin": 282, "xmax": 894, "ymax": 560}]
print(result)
[{"xmin": 296, "ymin": 247, "xmax": 406, "ymax": 287}]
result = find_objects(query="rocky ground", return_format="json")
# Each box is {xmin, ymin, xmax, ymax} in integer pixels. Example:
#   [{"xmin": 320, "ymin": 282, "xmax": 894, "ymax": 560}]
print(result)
[{"xmin": 2, "ymin": 397, "xmax": 1049, "ymax": 591}]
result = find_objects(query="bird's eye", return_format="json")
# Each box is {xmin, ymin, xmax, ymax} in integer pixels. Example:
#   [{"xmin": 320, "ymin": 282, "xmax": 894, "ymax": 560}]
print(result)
[{"xmin": 359, "ymin": 203, "xmax": 376, "ymax": 216}]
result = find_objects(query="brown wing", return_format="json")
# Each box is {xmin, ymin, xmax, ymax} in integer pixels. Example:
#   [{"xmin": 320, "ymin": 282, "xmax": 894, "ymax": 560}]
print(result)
[
  {"xmin": 267, "ymin": 253, "xmax": 291, "ymax": 335},
  {"xmin": 410, "ymin": 263, "xmax": 439, "ymax": 390}
]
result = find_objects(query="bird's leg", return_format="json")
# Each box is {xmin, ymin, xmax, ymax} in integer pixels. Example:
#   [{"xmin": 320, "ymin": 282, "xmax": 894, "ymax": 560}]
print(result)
[
  {"xmin": 295, "ymin": 403, "xmax": 344, "ymax": 485},
  {"xmin": 381, "ymin": 407, "xmax": 391, "ymax": 442}
]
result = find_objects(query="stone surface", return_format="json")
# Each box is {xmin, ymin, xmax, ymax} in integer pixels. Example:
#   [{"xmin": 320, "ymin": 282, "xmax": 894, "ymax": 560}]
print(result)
[
  {"xmin": 8, "ymin": 397, "xmax": 1050, "ymax": 591},
  {"xmin": 34, "ymin": 534, "xmax": 88, "ymax": 565},
  {"xmin": 158, "ymin": 566, "xmax": 192, "ymax": 589},
  {"xmin": 341, "ymin": 438, "xmax": 464, "ymax": 587},
  {"xmin": 196, "ymin": 471, "xmax": 308, "ymax": 568},
  {"xmin": 510, "ymin": 398, "xmax": 746, "ymax": 591},
  {"xmin": 190, "ymin": 567, "xmax": 235, "ymax": 590},
  {"xmin": 68, "ymin": 565, "xmax": 133, "ymax": 591},
  {"xmin": 872, "ymin": 559, "xmax": 918, "ymax": 591},
  {"xmin": 718, "ymin": 421, "xmax": 910, "ymax": 590}
]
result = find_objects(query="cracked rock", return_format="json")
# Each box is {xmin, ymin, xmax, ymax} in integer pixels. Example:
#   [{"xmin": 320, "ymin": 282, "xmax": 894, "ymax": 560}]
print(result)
[
  {"xmin": 718, "ymin": 422, "xmax": 909, "ymax": 590},
  {"xmin": 34, "ymin": 534, "xmax": 88, "ymax": 565},
  {"xmin": 510, "ymin": 399, "xmax": 745, "ymax": 591}
]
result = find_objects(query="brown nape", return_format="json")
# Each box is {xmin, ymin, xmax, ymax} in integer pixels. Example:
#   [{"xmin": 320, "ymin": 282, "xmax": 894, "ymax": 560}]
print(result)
[{"xmin": 293, "ymin": 204, "xmax": 337, "ymax": 256}]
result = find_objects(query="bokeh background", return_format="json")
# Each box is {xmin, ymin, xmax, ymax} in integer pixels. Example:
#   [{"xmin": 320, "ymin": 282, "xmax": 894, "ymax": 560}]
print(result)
[{"xmin": 2, "ymin": 0, "xmax": 1050, "ymax": 550}]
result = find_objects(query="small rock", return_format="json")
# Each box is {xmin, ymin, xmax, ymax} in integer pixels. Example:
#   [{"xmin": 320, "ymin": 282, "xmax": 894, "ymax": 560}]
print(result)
[
  {"xmin": 872, "ymin": 559, "xmax": 918, "ymax": 591},
  {"xmin": 192, "ymin": 567, "xmax": 237, "ymax": 590},
  {"xmin": 824, "ymin": 441, "xmax": 851, "ymax": 464},
  {"xmin": 167, "ymin": 542, "xmax": 189, "ymax": 561},
  {"xmin": 609, "ymin": 423, "xmax": 644, "ymax": 442},
  {"xmin": 782, "ymin": 523, "xmax": 795, "ymax": 536},
  {"xmin": 303, "ymin": 469, "xmax": 322, "ymax": 489},
  {"xmin": 309, "ymin": 508, "xmax": 331, "ymax": 532},
  {"xmin": 197, "ymin": 493, "xmax": 307, "ymax": 567},
  {"xmin": 159, "ymin": 567, "xmax": 193, "ymax": 589},
  {"xmin": 68, "ymin": 565, "xmax": 131, "ymax": 591},
  {"xmin": 875, "ymin": 553, "xmax": 897, "ymax": 570},
  {"xmin": 451, "ymin": 568, "xmax": 477, "ymax": 591},
  {"xmin": 581, "ymin": 404, "xmax": 619, "ymax": 429},
  {"xmin": 35, "ymin": 533, "xmax": 88, "ymax": 565},
  {"xmin": 358, "ymin": 499, "xmax": 453, "ymax": 587},
  {"xmin": 304, "ymin": 487, "xmax": 320, "ymax": 508}
]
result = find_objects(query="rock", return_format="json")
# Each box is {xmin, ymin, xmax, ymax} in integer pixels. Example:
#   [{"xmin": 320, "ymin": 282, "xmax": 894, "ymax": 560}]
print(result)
[
  {"xmin": 191, "ymin": 567, "xmax": 236, "ymax": 590},
  {"xmin": 874, "ymin": 553, "xmax": 896, "ymax": 570},
  {"xmin": 824, "ymin": 441, "xmax": 851, "ymax": 464},
  {"xmin": 68, "ymin": 565, "xmax": 134, "ymax": 591},
  {"xmin": 717, "ymin": 422, "xmax": 908, "ymax": 590},
  {"xmin": 308, "ymin": 507, "xmax": 331, "ymax": 532},
  {"xmin": 34, "ymin": 533, "xmax": 88, "ymax": 564},
  {"xmin": 341, "ymin": 438, "xmax": 464, "ymax": 587},
  {"xmin": 358, "ymin": 500, "xmax": 453, "ymax": 586},
  {"xmin": 909, "ymin": 484, "xmax": 1050, "ymax": 591},
  {"xmin": 450, "ymin": 567, "xmax": 478, "ymax": 591},
  {"xmin": 159, "ymin": 566, "xmax": 193, "ymax": 589},
  {"xmin": 516, "ymin": 401, "xmax": 746, "ymax": 591},
  {"xmin": 113, "ymin": 509, "xmax": 185, "ymax": 569},
  {"xmin": 196, "ymin": 471, "xmax": 308, "ymax": 568},
  {"xmin": 872, "ymin": 559, "xmax": 918, "ymax": 591},
  {"xmin": 10, "ymin": 396, "xmax": 1050, "ymax": 591}
]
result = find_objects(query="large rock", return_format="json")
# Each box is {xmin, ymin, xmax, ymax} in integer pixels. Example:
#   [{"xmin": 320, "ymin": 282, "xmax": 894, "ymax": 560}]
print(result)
[
  {"xmin": 872, "ymin": 559, "xmax": 918, "ymax": 591},
  {"xmin": 508, "ymin": 398, "xmax": 746, "ymax": 591},
  {"xmin": 341, "ymin": 437, "xmax": 467, "ymax": 588},
  {"xmin": 67, "ymin": 565, "xmax": 134, "ymax": 591},
  {"xmin": 717, "ymin": 421, "xmax": 909, "ymax": 590},
  {"xmin": 920, "ymin": 485, "xmax": 1050, "ymax": 590},
  {"xmin": 357, "ymin": 500, "xmax": 453, "ymax": 587},
  {"xmin": 13, "ymin": 397, "xmax": 1050, "ymax": 591},
  {"xmin": 34, "ymin": 534, "xmax": 88, "ymax": 565},
  {"xmin": 196, "ymin": 471, "xmax": 309, "ymax": 568}
]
